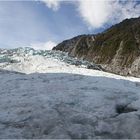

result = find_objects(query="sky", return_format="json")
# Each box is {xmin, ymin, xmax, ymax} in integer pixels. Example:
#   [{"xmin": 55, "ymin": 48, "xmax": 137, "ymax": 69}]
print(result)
[{"xmin": 0, "ymin": 0, "xmax": 140, "ymax": 50}]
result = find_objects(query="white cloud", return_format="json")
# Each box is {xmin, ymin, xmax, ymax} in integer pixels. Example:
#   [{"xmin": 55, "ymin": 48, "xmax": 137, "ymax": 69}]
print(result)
[
  {"xmin": 77, "ymin": 0, "xmax": 112, "ymax": 28},
  {"xmin": 112, "ymin": 1, "xmax": 140, "ymax": 21},
  {"xmin": 77, "ymin": 0, "xmax": 140, "ymax": 28},
  {"xmin": 40, "ymin": 0, "xmax": 61, "ymax": 11},
  {"xmin": 40, "ymin": 0, "xmax": 140, "ymax": 29},
  {"xmin": 29, "ymin": 41, "xmax": 57, "ymax": 50}
]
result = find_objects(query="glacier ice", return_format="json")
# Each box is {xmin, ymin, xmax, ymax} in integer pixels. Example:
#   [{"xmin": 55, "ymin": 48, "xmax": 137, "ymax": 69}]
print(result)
[{"xmin": 0, "ymin": 48, "xmax": 140, "ymax": 139}]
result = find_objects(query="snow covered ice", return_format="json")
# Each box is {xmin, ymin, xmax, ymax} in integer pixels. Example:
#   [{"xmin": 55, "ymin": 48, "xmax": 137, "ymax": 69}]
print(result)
[{"xmin": 0, "ymin": 48, "xmax": 140, "ymax": 139}]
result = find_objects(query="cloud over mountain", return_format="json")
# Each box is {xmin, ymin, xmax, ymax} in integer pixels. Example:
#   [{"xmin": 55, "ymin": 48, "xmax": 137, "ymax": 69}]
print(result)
[
  {"xmin": 41, "ymin": 0, "xmax": 140, "ymax": 29},
  {"xmin": 77, "ymin": 0, "xmax": 140, "ymax": 28}
]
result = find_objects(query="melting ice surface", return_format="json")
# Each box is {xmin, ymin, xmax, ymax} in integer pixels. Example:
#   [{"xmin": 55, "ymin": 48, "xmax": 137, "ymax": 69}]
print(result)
[{"xmin": 0, "ymin": 47, "xmax": 140, "ymax": 139}]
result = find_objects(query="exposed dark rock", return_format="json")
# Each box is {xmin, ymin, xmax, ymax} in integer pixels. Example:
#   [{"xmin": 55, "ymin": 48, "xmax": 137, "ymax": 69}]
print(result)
[
  {"xmin": 87, "ymin": 64, "xmax": 104, "ymax": 71},
  {"xmin": 116, "ymin": 104, "xmax": 138, "ymax": 114}
]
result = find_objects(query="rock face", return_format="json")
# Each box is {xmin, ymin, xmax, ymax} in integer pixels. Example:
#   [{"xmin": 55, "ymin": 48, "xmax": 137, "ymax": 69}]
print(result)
[{"xmin": 53, "ymin": 17, "xmax": 140, "ymax": 77}]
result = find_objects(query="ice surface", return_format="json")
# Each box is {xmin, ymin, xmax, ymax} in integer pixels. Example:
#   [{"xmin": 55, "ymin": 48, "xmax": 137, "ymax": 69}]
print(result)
[{"xmin": 0, "ymin": 48, "xmax": 140, "ymax": 138}]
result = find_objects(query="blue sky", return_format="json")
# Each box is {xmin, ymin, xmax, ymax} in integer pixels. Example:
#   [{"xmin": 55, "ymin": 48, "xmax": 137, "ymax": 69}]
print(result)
[{"xmin": 0, "ymin": 0, "xmax": 140, "ymax": 50}]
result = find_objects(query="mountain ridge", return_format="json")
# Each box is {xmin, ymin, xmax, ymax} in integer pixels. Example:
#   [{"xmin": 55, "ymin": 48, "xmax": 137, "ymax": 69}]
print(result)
[{"xmin": 53, "ymin": 17, "xmax": 140, "ymax": 77}]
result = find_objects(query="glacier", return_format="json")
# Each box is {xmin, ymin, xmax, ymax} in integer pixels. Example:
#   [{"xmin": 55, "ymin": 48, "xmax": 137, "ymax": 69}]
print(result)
[{"xmin": 0, "ymin": 47, "xmax": 140, "ymax": 139}]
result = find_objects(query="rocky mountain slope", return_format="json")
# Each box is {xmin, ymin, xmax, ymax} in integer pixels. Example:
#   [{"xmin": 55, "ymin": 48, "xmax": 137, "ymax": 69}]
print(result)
[{"xmin": 53, "ymin": 17, "xmax": 140, "ymax": 77}]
